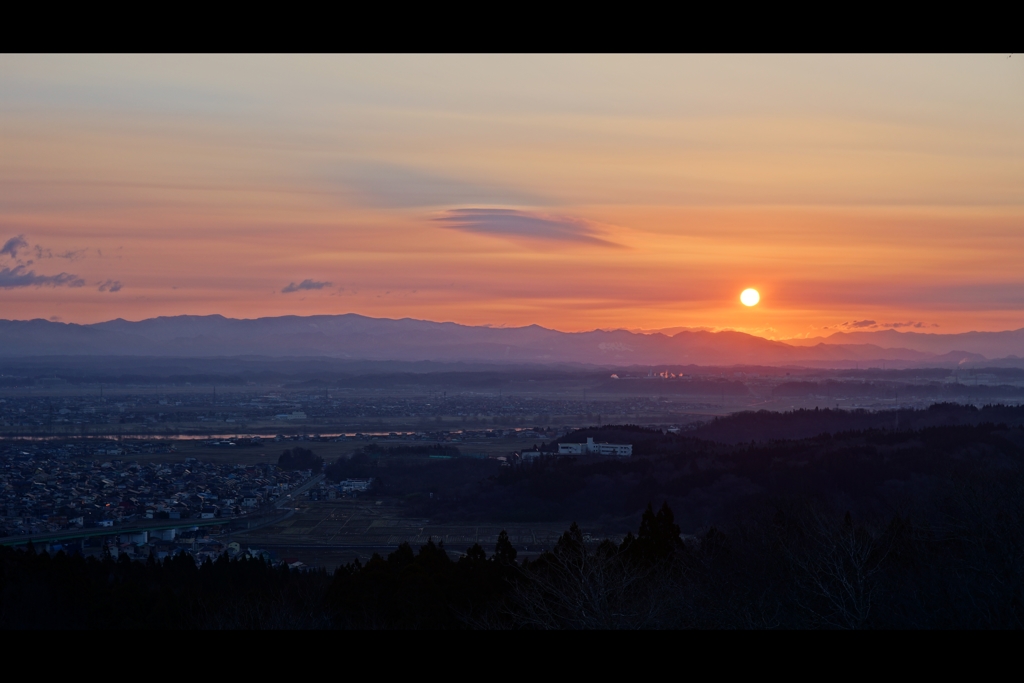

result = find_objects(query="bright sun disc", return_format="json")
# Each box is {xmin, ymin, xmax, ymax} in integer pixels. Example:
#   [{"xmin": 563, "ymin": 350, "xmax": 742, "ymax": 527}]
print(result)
[{"xmin": 740, "ymin": 288, "xmax": 760, "ymax": 306}]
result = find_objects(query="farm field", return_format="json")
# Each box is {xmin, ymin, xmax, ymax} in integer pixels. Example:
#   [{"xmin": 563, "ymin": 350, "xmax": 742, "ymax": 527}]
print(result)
[
  {"xmin": 138, "ymin": 435, "xmax": 533, "ymax": 466},
  {"xmin": 227, "ymin": 499, "xmax": 625, "ymax": 571}
]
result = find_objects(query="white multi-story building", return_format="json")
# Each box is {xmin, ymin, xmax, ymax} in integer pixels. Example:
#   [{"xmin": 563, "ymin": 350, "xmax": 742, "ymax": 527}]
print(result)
[{"xmin": 558, "ymin": 437, "xmax": 632, "ymax": 457}]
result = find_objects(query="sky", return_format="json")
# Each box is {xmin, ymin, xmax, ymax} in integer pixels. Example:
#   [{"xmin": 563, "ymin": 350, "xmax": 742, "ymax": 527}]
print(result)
[{"xmin": 2, "ymin": 54, "xmax": 1023, "ymax": 339}]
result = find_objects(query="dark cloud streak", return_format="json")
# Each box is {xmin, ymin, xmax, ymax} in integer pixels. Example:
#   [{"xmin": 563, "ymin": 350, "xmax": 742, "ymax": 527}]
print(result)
[
  {"xmin": 282, "ymin": 279, "xmax": 332, "ymax": 293},
  {"xmin": 833, "ymin": 319, "xmax": 939, "ymax": 331},
  {"xmin": 1, "ymin": 235, "xmax": 28, "ymax": 259},
  {"xmin": 35, "ymin": 245, "xmax": 86, "ymax": 261},
  {"xmin": 0, "ymin": 266, "xmax": 85, "ymax": 289},
  {"xmin": 97, "ymin": 279, "xmax": 123, "ymax": 293}
]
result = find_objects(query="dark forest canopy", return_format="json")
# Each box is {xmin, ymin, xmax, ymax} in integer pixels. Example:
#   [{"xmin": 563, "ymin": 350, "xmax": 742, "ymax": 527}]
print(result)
[
  {"xmin": 324, "ymin": 443, "xmax": 462, "ymax": 484},
  {"xmin": 3, "ymin": 480, "xmax": 1022, "ymax": 629},
  {"xmin": 343, "ymin": 408, "xmax": 1024, "ymax": 529},
  {"xmin": 277, "ymin": 447, "xmax": 323, "ymax": 472},
  {"xmin": 690, "ymin": 402, "xmax": 1024, "ymax": 444}
]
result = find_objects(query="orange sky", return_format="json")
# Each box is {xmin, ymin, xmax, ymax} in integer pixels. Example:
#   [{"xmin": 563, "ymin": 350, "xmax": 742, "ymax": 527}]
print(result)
[{"xmin": 2, "ymin": 54, "xmax": 1023, "ymax": 338}]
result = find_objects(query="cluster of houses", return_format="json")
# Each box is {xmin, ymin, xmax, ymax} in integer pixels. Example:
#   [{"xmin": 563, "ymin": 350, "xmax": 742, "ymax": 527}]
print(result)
[
  {"xmin": 77, "ymin": 530, "xmax": 286, "ymax": 567},
  {"xmin": 555, "ymin": 437, "xmax": 633, "ymax": 456},
  {"xmin": 0, "ymin": 445, "xmax": 312, "ymax": 538},
  {"xmin": 516, "ymin": 437, "xmax": 633, "ymax": 462}
]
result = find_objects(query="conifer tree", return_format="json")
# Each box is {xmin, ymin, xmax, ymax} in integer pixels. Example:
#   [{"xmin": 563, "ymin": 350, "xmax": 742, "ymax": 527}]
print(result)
[{"xmin": 494, "ymin": 530, "xmax": 518, "ymax": 565}]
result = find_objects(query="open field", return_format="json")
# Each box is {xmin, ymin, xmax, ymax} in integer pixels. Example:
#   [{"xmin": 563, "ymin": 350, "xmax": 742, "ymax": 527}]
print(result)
[
  {"xmin": 110, "ymin": 435, "xmax": 532, "ymax": 466},
  {"xmin": 0, "ymin": 379, "xmax": 755, "ymax": 440},
  {"xmin": 227, "ymin": 499, "xmax": 625, "ymax": 570},
  {"xmin": 7, "ymin": 380, "xmax": 1018, "ymax": 441},
  {"xmin": 0, "ymin": 407, "xmax": 721, "ymax": 439}
]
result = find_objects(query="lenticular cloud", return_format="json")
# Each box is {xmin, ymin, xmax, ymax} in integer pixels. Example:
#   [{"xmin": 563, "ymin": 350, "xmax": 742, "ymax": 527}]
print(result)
[{"xmin": 434, "ymin": 208, "xmax": 618, "ymax": 247}]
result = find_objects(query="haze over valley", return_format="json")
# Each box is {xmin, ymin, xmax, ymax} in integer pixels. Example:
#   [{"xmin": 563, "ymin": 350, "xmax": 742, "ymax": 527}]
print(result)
[{"xmin": 3, "ymin": 313, "xmax": 1023, "ymax": 368}]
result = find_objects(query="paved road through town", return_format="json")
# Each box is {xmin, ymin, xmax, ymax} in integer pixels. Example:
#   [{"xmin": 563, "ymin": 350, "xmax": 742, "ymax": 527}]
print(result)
[{"xmin": 275, "ymin": 473, "xmax": 325, "ymax": 509}]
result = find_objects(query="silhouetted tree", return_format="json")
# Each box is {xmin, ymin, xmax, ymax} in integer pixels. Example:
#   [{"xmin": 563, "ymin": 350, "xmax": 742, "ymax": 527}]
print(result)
[
  {"xmin": 278, "ymin": 447, "xmax": 322, "ymax": 472},
  {"xmin": 494, "ymin": 530, "xmax": 517, "ymax": 566}
]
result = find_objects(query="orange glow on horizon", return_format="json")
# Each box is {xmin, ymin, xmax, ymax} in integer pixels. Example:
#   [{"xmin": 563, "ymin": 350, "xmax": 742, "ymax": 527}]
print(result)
[{"xmin": 2, "ymin": 55, "xmax": 1023, "ymax": 339}]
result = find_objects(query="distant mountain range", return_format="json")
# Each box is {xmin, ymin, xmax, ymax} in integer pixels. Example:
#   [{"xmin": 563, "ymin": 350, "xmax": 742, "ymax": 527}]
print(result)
[
  {"xmin": 0, "ymin": 314, "xmax": 1021, "ymax": 368},
  {"xmin": 782, "ymin": 328, "xmax": 1024, "ymax": 359}
]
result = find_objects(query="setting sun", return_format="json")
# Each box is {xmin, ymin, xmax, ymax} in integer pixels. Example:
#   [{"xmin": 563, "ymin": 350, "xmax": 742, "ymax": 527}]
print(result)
[
  {"xmin": 1, "ymin": 56, "xmax": 1022, "ymax": 336},
  {"xmin": 741, "ymin": 289, "xmax": 760, "ymax": 307}
]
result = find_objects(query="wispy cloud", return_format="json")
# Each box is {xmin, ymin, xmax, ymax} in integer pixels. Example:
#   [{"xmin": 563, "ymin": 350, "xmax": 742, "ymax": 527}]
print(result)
[
  {"xmin": 282, "ymin": 279, "xmax": 332, "ymax": 293},
  {"xmin": 882, "ymin": 321, "xmax": 938, "ymax": 329},
  {"xmin": 434, "ymin": 208, "xmax": 619, "ymax": 246},
  {"xmin": 1, "ymin": 235, "xmax": 28, "ymax": 259},
  {"xmin": 0, "ymin": 266, "xmax": 84, "ymax": 289},
  {"xmin": 4, "ymin": 234, "xmax": 90, "ymax": 264},
  {"xmin": 97, "ymin": 279, "xmax": 123, "ymax": 292},
  {"xmin": 835, "ymin": 319, "xmax": 939, "ymax": 331},
  {"xmin": 35, "ymin": 245, "xmax": 87, "ymax": 261},
  {"xmin": 1, "ymin": 234, "xmax": 95, "ymax": 289},
  {"xmin": 334, "ymin": 163, "xmax": 546, "ymax": 208}
]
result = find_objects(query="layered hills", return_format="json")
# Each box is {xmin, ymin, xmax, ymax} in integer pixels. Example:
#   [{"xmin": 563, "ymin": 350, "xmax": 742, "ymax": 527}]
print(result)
[{"xmin": 0, "ymin": 314, "xmax": 1020, "ymax": 368}]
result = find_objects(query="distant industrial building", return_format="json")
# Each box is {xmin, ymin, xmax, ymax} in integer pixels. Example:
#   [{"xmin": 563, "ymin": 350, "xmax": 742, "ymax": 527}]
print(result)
[{"xmin": 558, "ymin": 437, "xmax": 632, "ymax": 457}]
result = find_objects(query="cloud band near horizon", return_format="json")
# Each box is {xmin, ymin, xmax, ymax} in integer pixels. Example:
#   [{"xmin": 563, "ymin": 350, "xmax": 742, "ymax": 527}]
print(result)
[{"xmin": 282, "ymin": 279, "xmax": 332, "ymax": 293}]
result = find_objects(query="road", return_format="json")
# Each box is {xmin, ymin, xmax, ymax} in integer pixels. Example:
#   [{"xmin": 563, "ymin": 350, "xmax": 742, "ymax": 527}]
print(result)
[
  {"xmin": 0, "ymin": 516, "xmax": 229, "ymax": 547},
  {"xmin": 275, "ymin": 473, "xmax": 325, "ymax": 509}
]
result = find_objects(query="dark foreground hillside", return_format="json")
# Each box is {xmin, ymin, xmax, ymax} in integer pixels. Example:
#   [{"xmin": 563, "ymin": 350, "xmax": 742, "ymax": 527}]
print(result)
[
  {"xmin": 351, "ymin": 407, "xmax": 1024, "ymax": 532},
  {"xmin": 2, "ymin": 487, "xmax": 1022, "ymax": 628},
  {"xmin": 691, "ymin": 402, "xmax": 1024, "ymax": 444},
  {"xmin": 3, "ymin": 407, "xmax": 1023, "ymax": 629}
]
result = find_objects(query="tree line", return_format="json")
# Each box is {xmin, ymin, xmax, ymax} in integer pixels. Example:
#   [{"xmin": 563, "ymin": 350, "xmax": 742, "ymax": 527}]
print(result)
[
  {"xmin": 2, "ymin": 485, "xmax": 1022, "ymax": 628},
  {"xmin": 5, "ymin": 405, "xmax": 1023, "ymax": 628}
]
